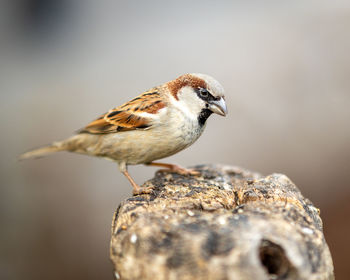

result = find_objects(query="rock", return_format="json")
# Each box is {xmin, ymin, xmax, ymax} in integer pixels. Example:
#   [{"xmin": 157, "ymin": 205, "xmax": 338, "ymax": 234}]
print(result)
[{"xmin": 110, "ymin": 164, "xmax": 334, "ymax": 280}]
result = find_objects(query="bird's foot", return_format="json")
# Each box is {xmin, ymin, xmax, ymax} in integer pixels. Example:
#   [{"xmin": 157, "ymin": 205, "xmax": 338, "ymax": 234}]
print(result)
[
  {"xmin": 132, "ymin": 185, "xmax": 154, "ymax": 196},
  {"xmin": 121, "ymin": 169, "xmax": 154, "ymax": 196},
  {"xmin": 147, "ymin": 162, "xmax": 200, "ymax": 176},
  {"xmin": 166, "ymin": 165, "xmax": 200, "ymax": 176}
]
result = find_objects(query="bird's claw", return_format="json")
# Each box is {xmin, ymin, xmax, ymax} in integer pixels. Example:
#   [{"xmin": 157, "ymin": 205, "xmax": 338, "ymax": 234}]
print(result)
[
  {"xmin": 132, "ymin": 186, "xmax": 154, "ymax": 196},
  {"xmin": 158, "ymin": 166, "xmax": 200, "ymax": 176}
]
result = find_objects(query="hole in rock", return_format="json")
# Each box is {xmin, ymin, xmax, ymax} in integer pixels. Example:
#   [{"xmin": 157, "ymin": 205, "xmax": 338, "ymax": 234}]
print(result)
[{"xmin": 259, "ymin": 239, "xmax": 295, "ymax": 278}]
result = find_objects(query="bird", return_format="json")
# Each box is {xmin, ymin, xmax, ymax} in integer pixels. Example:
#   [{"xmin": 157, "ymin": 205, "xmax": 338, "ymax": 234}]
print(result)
[{"xmin": 20, "ymin": 73, "xmax": 227, "ymax": 195}]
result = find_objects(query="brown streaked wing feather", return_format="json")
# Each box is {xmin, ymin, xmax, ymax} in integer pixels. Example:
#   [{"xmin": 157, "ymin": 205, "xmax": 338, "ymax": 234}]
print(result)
[{"xmin": 78, "ymin": 89, "xmax": 166, "ymax": 134}]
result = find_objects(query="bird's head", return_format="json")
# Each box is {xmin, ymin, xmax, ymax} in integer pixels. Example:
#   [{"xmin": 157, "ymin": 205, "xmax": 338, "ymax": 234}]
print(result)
[{"xmin": 167, "ymin": 73, "xmax": 227, "ymax": 125}]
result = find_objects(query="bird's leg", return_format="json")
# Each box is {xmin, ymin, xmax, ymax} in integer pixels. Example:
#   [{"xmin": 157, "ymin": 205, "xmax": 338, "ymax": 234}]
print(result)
[
  {"xmin": 146, "ymin": 162, "xmax": 200, "ymax": 176},
  {"xmin": 119, "ymin": 162, "xmax": 153, "ymax": 195}
]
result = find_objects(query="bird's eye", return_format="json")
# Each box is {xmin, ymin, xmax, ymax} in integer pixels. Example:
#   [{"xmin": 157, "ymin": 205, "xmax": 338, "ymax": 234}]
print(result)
[{"xmin": 199, "ymin": 88, "xmax": 209, "ymax": 98}]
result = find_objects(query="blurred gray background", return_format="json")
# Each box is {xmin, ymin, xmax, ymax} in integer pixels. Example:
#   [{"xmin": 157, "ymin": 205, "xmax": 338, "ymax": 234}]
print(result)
[{"xmin": 1, "ymin": 0, "xmax": 349, "ymax": 279}]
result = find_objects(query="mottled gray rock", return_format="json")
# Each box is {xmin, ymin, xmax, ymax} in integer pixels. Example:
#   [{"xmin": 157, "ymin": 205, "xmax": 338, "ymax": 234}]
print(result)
[{"xmin": 110, "ymin": 165, "xmax": 334, "ymax": 280}]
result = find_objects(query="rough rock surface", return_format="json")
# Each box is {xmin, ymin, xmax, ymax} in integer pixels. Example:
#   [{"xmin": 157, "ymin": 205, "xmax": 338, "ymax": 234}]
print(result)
[{"xmin": 110, "ymin": 164, "xmax": 334, "ymax": 280}]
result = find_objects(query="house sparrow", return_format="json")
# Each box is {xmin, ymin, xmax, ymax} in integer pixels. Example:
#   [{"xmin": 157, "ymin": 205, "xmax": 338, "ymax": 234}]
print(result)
[{"xmin": 20, "ymin": 73, "xmax": 227, "ymax": 195}]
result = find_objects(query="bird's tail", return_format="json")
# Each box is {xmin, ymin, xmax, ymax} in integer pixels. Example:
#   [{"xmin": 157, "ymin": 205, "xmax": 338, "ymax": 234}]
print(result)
[{"xmin": 19, "ymin": 142, "xmax": 65, "ymax": 160}]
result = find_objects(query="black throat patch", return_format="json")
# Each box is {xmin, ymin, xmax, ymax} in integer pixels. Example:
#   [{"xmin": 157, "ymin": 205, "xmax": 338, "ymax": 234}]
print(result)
[{"xmin": 198, "ymin": 109, "xmax": 213, "ymax": 127}]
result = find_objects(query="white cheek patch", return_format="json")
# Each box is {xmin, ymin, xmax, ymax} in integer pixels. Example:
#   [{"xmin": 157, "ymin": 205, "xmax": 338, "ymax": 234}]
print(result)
[{"xmin": 169, "ymin": 86, "xmax": 205, "ymax": 120}]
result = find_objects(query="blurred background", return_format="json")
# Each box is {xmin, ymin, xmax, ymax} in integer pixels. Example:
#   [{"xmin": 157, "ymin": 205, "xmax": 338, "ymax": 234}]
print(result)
[{"xmin": 1, "ymin": 0, "xmax": 349, "ymax": 279}]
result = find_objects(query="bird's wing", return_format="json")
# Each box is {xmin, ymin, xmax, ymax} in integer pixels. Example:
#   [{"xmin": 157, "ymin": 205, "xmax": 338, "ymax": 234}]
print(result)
[{"xmin": 79, "ymin": 89, "xmax": 166, "ymax": 134}]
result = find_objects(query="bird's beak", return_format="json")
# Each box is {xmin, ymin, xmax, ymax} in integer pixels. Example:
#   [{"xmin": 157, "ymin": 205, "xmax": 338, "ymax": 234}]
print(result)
[{"xmin": 209, "ymin": 97, "xmax": 227, "ymax": 116}]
